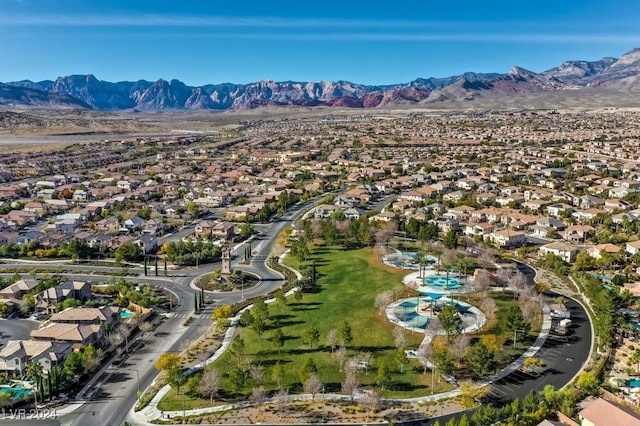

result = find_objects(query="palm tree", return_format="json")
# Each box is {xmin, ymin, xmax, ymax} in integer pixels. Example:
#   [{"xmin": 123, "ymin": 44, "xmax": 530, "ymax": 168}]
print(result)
[
  {"xmin": 25, "ymin": 361, "xmax": 44, "ymax": 404},
  {"xmin": 48, "ymin": 366, "xmax": 66, "ymax": 398}
]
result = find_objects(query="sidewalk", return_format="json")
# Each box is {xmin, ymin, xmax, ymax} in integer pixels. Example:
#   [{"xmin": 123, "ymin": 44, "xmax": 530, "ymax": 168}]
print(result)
[{"xmin": 129, "ymin": 293, "xmax": 555, "ymax": 425}]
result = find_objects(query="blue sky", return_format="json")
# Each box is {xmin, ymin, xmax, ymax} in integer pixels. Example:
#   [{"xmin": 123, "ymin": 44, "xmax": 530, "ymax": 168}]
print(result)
[{"xmin": 1, "ymin": 0, "xmax": 639, "ymax": 86}]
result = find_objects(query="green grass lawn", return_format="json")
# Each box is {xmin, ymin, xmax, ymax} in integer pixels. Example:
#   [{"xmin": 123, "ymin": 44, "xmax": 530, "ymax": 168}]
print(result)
[
  {"xmin": 199, "ymin": 247, "xmax": 454, "ymax": 405},
  {"xmin": 158, "ymin": 245, "xmax": 545, "ymax": 410}
]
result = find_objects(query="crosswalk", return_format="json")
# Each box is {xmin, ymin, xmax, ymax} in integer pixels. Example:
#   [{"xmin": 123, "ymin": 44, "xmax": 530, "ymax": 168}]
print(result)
[{"xmin": 163, "ymin": 312, "xmax": 212, "ymax": 320}]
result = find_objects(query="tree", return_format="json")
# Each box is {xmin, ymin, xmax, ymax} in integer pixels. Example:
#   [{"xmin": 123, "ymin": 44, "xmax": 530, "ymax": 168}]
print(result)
[
  {"xmin": 26, "ymin": 361, "xmax": 44, "ymax": 402},
  {"xmin": 480, "ymin": 297, "xmax": 498, "ymax": 323},
  {"xmin": 251, "ymin": 298, "xmax": 269, "ymax": 341},
  {"xmin": 48, "ymin": 366, "xmax": 66, "ymax": 398},
  {"xmin": 64, "ymin": 351, "xmax": 85, "ymax": 378},
  {"xmin": 272, "ymin": 329, "xmax": 285, "ymax": 353},
  {"xmin": 395, "ymin": 348, "xmax": 409, "ymax": 373},
  {"xmin": 474, "ymin": 269, "xmax": 494, "ymax": 295},
  {"xmin": 438, "ymin": 304, "xmax": 462, "ymax": 340},
  {"xmin": 338, "ymin": 321, "xmax": 353, "ymax": 347},
  {"xmin": 465, "ymin": 342, "xmax": 495, "ymax": 378},
  {"xmin": 303, "ymin": 373, "xmax": 323, "ymax": 398},
  {"xmin": 168, "ymin": 368, "xmax": 187, "ymax": 394},
  {"xmin": 229, "ymin": 335, "xmax": 246, "ymax": 366},
  {"xmin": 341, "ymin": 368, "xmax": 360, "ymax": 400},
  {"xmin": 115, "ymin": 243, "xmax": 141, "ymax": 262},
  {"xmin": 443, "ymin": 228, "xmax": 460, "ymax": 249},
  {"xmin": 250, "ymin": 386, "xmax": 267, "ymax": 408},
  {"xmin": 480, "ymin": 334, "xmax": 505, "ymax": 353},
  {"xmin": 393, "ymin": 326, "xmax": 407, "ymax": 349},
  {"xmin": 274, "ymin": 388, "xmax": 289, "ymax": 412},
  {"xmin": 376, "ymin": 362, "xmax": 392, "ymax": 389},
  {"xmin": 275, "ymin": 289, "xmax": 287, "ymax": 309},
  {"xmin": 249, "ymin": 364, "xmax": 265, "ymax": 385},
  {"xmin": 302, "ymin": 325, "xmax": 321, "ymax": 349},
  {"xmin": 450, "ymin": 334, "xmax": 471, "ymax": 365},
  {"xmin": 198, "ymin": 368, "xmax": 220, "ymax": 403},
  {"xmin": 239, "ymin": 223, "xmax": 253, "ymax": 239},
  {"xmin": 299, "ymin": 357, "xmax": 318, "ymax": 384},
  {"xmin": 459, "ymin": 380, "xmax": 489, "ymax": 408},
  {"xmin": 433, "ymin": 348, "xmax": 455, "ymax": 378},
  {"xmin": 272, "ymin": 361, "xmax": 286, "ymax": 389},
  {"xmin": 229, "ymin": 367, "xmax": 245, "ymax": 392},
  {"xmin": 0, "ymin": 392, "xmax": 10, "ymax": 408},
  {"xmin": 154, "ymin": 353, "xmax": 182, "ymax": 372},
  {"xmin": 334, "ymin": 346, "xmax": 348, "ymax": 371},
  {"xmin": 326, "ymin": 328, "xmax": 338, "ymax": 353}
]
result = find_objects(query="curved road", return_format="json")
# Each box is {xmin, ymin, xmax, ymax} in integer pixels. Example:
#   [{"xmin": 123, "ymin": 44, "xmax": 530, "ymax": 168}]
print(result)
[
  {"xmin": 53, "ymin": 202, "xmax": 314, "ymax": 426},
  {"xmin": 1, "ymin": 207, "xmax": 593, "ymax": 426},
  {"xmin": 418, "ymin": 263, "xmax": 593, "ymax": 425}
]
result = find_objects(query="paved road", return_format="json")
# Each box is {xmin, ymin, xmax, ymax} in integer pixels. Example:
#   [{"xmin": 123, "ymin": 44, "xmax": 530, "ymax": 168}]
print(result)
[
  {"xmin": 414, "ymin": 275, "xmax": 593, "ymax": 425},
  {"xmin": 58, "ymin": 200, "xmax": 318, "ymax": 426},
  {"xmin": 0, "ymin": 318, "xmax": 39, "ymax": 343},
  {"xmin": 487, "ymin": 296, "xmax": 591, "ymax": 403}
]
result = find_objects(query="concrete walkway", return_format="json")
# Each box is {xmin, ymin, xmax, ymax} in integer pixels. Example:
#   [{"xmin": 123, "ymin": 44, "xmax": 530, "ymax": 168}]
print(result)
[{"xmin": 129, "ymin": 291, "xmax": 555, "ymax": 425}]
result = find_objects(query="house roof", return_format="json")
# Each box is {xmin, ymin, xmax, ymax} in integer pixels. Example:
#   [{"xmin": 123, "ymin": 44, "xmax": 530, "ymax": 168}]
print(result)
[
  {"xmin": 31, "ymin": 323, "xmax": 101, "ymax": 342},
  {"xmin": 50, "ymin": 306, "xmax": 119, "ymax": 323},
  {"xmin": 579, "ymin": 397, "xmax": 640, "ymax": 426}
]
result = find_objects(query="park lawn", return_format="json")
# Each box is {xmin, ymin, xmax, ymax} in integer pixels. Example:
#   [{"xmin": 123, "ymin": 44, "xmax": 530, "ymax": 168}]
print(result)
[
  {"xmin": 157, "ymin": 385, "xmax": 226, "ymax": 412},
  {"xmin": 211, "ymin": 247, "xmax": 452, "ymax": 400}
]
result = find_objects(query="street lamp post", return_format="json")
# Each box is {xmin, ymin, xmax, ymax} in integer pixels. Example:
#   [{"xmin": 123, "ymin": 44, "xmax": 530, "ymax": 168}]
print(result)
[
  {"xmin": 513, "ymin": 328, "xmax": 526, "ymax": 351},
  {"xmin": 431, "ymin": 364, "xmax": 436, "ymax": 395},
  {"xmin": 322, "ymin": 385, "xmax": 326, "ymax": 422},
  {"xmin": 123, "ymin": 368, "xmax": 141, "ymax": 399}
]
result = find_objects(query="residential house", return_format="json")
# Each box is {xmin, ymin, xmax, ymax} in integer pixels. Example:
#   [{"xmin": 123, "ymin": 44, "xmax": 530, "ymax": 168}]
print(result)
[
  {"xmin": 0, "ymin": 231, "xmax": 18, "ymax": 246},
  {"xmin": 577, "ymin": 195, "xmax": 605, "ymax": 209},
  {"xmin": 50, "ymin": 306, "xmax": 120, "ymax": 329},
  {"xmin": 344, "ymin": 207, "xmax": 365, "ymax": 220},
  {"xmin": 94, "ymin": 217, "xmax": 120, "ymax": 234},
  {"xmin": 0, "ymin": 278, "xmax": 38, "ymax": 301},
  {"xmin": 546, "ymin": 203, "xmax": 574, "ymax": 218},
  {"xmin": 314, "ymin": 204, "xmax": 338, "ymax": 220},
  {"xmin": 30, "ymin": 323, "xmax": 103, "ymax": 345},
  {"xmin": 537, "ymin": 217, "xmax": 565, "ymax": 230},
  {"xmin": 141, "ymin": 219, "xmax": 164, "ymax": 236},
  {"xmin": 36, "ymin": 281, "xmax": 92, "ymax": 311},
  {"xmin": 604, "ymin": 199, "xmax": 631, "ymax": 212},
  {"xmin": 371, "ymin": 211, "xmax": 396, "ymax": 223},
  {"xmin": 587, "ymin": 243, "xmax": 621, "ymax": 260},
  {"xmin": 432, "ymin": 217, "xmax": 460, "ymax": 233},
  {"xmin": 442, "ymin": 190, "xmax": 468, "ymax": 203},
  {"xmin": 563, "ymin": 225, "xmax": 595, "ymax": 244},
  {"xmin": 211, "ymin": 222, "xmax": 235, "ymax": 240},
  {"xmin": 486, "ymin": 229, "xmax": 526, "ymax": 248},
  {"xmin": 539, "ymin": 241, "xmax": 580, "ymax": 263},
  {"xmin": 121, "ymin": 216, "xmax": 144, "ymax": 233},
  {"xmin": 464, "ymin": 222, "xmax": 495, "ymax": 238},
  {"xmin": 195, "ymin": 220, "xmax": 217, "ymax": 238},
  {"xmin": 0, "ymin": 340, "xmax": 72, "ymax": 376},
  {"xmin": 133, "ymin": 235, "xmax": 158, "ymax": 255},
  {"xmin": 626, "ymin": 240, "xmax": 640, "ymax": 256},
  {"xmin": 578, "ymin": 397, "xmax": 640, "ymax": 426}
]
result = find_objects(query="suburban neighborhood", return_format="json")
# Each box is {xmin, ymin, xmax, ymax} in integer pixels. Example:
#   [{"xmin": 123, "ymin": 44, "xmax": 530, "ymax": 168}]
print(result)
[{"xmin": 1, "ymin": 109, "xmax": 640, "ymax": 425}]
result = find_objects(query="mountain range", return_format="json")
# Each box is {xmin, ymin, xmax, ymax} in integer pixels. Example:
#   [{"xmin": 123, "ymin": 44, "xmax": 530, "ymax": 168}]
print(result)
[{"xmin": 2, "ymin": 47, "xmax": 640, "ymax": 111}]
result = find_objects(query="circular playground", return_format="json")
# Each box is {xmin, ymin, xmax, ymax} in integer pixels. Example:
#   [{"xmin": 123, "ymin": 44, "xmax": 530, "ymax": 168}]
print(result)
[
  {"xmin": 381, "ymin": 251, "xmax": 425, "ymax": 270},
  {"xmin": 382, "ymin": 251, "xmax": 474, "ymax": 294},
  {"xmin": 386, "ymin": 295, "xmax": 485, "ymax": 334},
  {"xmin": 382, "ymin": 252, "xmax": 483, "ymax": 335}
]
